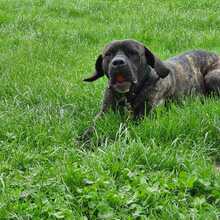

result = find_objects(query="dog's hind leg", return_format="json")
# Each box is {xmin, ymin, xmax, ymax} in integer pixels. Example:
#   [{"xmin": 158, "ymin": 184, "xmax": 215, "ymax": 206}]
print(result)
[{"xmin": 205, "ymin": 67, "xmax": 220, "ymax": 95}]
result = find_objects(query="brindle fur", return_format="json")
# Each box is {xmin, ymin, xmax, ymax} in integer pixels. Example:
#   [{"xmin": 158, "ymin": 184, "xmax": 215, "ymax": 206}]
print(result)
[{"xmin": 80, "ymin": 40, "xmax": 220, "ymax": 141}]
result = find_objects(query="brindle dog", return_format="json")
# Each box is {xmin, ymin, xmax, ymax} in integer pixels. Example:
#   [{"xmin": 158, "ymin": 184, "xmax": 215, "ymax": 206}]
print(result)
[{"xmin": 81, "ymin": 39, "xmax": 220, "ymax": 141}]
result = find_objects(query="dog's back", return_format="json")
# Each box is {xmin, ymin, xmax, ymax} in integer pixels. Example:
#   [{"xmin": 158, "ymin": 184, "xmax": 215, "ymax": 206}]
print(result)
[{"xmin": 164, "ymin": 50, "xmax": 220, "ymax": 96}]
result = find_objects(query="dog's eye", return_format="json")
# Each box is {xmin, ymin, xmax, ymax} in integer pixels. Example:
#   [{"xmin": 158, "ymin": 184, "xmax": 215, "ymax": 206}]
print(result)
[
  {"xmin": 127, "ymin": 50, "xmax": 138, "ymax": 57},
  {"xmin": 104, "ymin": 53, "xmax": 112, "ymax": 57}
]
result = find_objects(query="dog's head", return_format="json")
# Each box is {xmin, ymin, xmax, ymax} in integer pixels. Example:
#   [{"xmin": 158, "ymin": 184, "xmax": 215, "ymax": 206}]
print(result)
[{"xmin": 84, "ymin": 39, "xmax": 169, "ymax": 93}]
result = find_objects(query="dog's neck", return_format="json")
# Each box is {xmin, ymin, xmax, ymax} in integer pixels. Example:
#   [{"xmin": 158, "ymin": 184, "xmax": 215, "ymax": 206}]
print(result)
[
  {"xmin": 127, "ymin": 65, "xmax": 160, "ymax": 102},
  {"xmin": 111, "ymin": 65, "xmax": 162, "ymax": 113}
]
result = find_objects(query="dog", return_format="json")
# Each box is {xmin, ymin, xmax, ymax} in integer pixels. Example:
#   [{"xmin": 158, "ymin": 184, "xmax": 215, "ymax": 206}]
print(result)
[{"xmin": 80, "ymin": 39, "xmax": 220, "ymax": 141}]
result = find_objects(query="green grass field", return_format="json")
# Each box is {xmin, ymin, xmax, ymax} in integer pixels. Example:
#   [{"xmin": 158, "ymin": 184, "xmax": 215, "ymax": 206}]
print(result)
[{"xmin": 0, "ymin": 0, "xmax": 220, "ymax": 219}]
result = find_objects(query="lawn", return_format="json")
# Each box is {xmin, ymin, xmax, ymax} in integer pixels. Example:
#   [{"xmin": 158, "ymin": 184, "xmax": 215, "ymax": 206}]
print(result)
[{"xmin": 0, "ymin": 0, "xmax": 220, "ymax": 219}]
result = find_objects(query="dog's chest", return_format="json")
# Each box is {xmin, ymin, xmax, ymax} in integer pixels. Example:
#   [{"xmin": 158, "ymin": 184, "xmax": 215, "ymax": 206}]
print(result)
[{"xmin": 116, "ymin": 96, "xmax": 133, "ymax": 113}]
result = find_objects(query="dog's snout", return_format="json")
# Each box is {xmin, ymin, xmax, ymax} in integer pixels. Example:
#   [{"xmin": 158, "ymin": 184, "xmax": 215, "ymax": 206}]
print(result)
[{"xmin": 112, "ymin": 57, "xmax": 126, "ymax": 67}]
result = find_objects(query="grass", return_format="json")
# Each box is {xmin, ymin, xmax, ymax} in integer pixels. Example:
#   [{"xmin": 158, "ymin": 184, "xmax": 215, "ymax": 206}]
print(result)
[{"xmin": 0, "ymin": 0, "xmax": 220, "ymax": 219}]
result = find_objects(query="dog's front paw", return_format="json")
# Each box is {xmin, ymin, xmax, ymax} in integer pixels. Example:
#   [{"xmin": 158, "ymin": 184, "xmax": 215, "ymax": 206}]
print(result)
[{"xmin": 77, "ymin": 127, "xmax": 95, "ymax": 143}]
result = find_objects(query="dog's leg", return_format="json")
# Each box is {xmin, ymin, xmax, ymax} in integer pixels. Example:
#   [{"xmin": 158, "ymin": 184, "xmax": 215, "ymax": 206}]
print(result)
[
  {"xmin": 205, "ymin": 68, "xmax": 220, "ymax": 95},
  {"xmin": 79, "ymin": 88, "xmax": 115, "ymax": 142}
]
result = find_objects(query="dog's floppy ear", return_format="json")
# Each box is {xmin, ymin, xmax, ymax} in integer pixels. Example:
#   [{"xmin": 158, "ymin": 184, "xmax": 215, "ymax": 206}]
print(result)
[
  {"xmin": 144, "ymin": 47, "xmax": 170, "ymax": 78},
  {"xmin": 83, "ymin": 55, "xmax": 104, "ymax": 82}
]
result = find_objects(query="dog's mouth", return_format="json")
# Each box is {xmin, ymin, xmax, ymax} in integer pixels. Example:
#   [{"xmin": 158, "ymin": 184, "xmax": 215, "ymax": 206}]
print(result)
[
  {"xmin": 114, "ymin": 73, "xmax": 127, "ymax": 84},
  {"xmin": 111, "ymin": 73, "xmax": 132, "ymax": 93}
]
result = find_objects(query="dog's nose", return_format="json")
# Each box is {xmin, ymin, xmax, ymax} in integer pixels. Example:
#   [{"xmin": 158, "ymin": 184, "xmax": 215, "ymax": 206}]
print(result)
[{"xmin": 112, "ymin": 57, "xmax": 126, "ymax": 67}]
